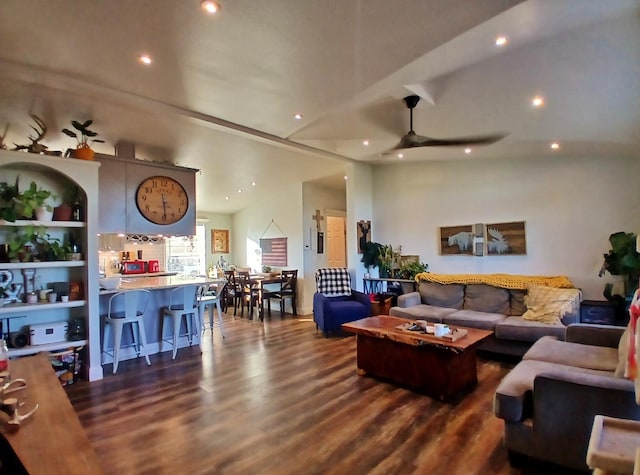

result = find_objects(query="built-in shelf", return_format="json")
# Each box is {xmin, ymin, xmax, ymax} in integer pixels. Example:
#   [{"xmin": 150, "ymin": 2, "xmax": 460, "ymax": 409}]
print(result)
[
  {"xmin": 0, "ymin": 260, "xmax": 85, "ymax": 270},
  {"xmin": 0, "ymin": 300, "xmax": 86, "ymax": 315},
  {"xmin": 8, "ymin": 339, "xmax": 87, "ymax": 357},
  {"xmin": 0, "ymin": 219, "xmax": 85, "ymax": 228}
]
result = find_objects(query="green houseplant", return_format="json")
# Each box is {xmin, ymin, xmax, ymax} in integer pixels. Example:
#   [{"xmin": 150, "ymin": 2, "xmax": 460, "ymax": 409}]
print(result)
[
  {"xmin": 396, "ymin": 261, "xmax": 429, "ymax": 280},
  {"xmin": 0, "ymin": 177, "xmax": 20, "ymax": 222},
  {"xmin": 599, "ymin": 231, "xmax": 640, "ymax": 304},
  {"xmin": 62, "ymin": 120, "xmax": 105, "ymax": 160},
  {"xmin": 360, "ymin": 241, "xmax": 383, "ymax": 272},
  {"xmin": 16, "ymin": 181, "xmax": 53, "ymax": 220}
]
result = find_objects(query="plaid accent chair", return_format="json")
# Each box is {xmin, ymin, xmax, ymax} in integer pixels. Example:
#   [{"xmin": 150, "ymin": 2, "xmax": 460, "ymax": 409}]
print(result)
[{"xmin": 313, "ymin": 268, "xmax": 371, "ymax": 336}]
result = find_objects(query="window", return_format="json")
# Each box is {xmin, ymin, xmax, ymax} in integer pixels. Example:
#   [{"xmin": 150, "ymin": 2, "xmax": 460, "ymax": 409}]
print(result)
[{"xmin": 165, "ymin": 224, "xmax": 206, "ymax": 277}]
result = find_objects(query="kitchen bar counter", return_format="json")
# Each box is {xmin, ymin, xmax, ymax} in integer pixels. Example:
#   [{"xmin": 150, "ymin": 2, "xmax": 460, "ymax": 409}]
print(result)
[
  {"xmin": 99, "ymin": 275, "xmax": 223, "ymax": 294},
  {"xmin": 98, "ymin": 277, "xmax": 226, "ymax": 366}
]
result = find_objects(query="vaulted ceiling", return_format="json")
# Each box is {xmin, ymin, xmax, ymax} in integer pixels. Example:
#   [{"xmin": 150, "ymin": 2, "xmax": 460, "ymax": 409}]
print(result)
[{"xmin": 1, "ymin": 0, "xmax": 638, "ymax": 213}]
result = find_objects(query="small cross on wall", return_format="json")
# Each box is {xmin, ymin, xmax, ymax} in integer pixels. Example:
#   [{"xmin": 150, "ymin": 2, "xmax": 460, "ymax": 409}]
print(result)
[{"xmin": 312, "ymin": 209, "xmax": 324, "ymax": 232}]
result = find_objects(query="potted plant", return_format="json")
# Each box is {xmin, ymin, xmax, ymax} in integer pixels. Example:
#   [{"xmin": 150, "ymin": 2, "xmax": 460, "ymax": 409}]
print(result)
[
  {"xmin": 599, "ymin": 231, "xmax": 640, "ymax": 306},
  {"xmin": 53, "ymin": 185, "xmax": 80, "ymax": 221},
  {"xmin": 360, "ymin": 241, "xmax": 383, "ymax": 272},
  {"xmin": 396, "ymin": 261, "xmax": 429, "ymax": 280},
  {"xmin": 62, "ymin": 120, "xmax": 105, "ymax": 160},
  {"xmin": 0, "ymin": 177, "xmax": 20, "ymax": 222},
  {"xmin": 15, "ymin": 181, "xmax": 53, "ymax": 220},
  {"xmin": 6, "ymin": 228, "xmax": 32, "ymax": 262}
]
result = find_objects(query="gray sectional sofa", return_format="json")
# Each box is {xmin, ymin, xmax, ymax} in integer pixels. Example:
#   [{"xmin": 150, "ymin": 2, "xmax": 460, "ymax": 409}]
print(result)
[
  {"xmin": 493, "ymin": 324, "xmax": 640, "ymax": 471},
  {"xmin": 389, "ymin": 277, "xmax": 580, "ymax": 356}
]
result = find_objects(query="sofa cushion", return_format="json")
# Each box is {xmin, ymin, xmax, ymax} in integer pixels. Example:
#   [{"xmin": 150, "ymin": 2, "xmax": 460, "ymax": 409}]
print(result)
[
  {"xmin": 464, "ymin": 284, "xmax": 510, "ymax": 314},
  {"xmin": 389, "ymin": 304, "xmax": 456, "ymax": 323},
  {"xmin": 509, "ymin": 289, "xmax": 527, "ymax": 316},
  {"xmin": 523, "ymin": 336, "xmax": 618, "ymax": 372},
  {"xmin": 495, "ymin": 317, "xmax": 566, "ymax": 343},
  {"xmin": 443, "ymin": 309, "xmax": 506, "ymax": 330},
  {"xmin": 522, "ymin": 286, "xmax": 582, "ymax": 324},
  {"xmin": 494, "ymin": 360, "xmax": 615, "ymax": 423},
  {"xmin": 418, "ymin": 282, "xmax": 464, "ymax": 309},
  {"xmin": 615, "ymin": 324, "xmax": 632, "ymax": 378}
]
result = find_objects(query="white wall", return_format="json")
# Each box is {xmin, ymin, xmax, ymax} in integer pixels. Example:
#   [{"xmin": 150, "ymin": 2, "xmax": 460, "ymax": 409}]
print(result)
[
  {"xmin": 346, "ymin": 163, "xmax": 374, "ymax": 291},
  {"xmin": 302, "ymin": 182, "xmax": 347, "ymax": 313},
  {"xmin": 372, "ymin": 155, "xmax": 640, "ymax": 300},
  {"xmin": 232, "ymin": 183, "xmax": 305, "ymax": 308},
  {"xmin": 197, "ymin": 211, "xmax": 234, "ymax": 270}
]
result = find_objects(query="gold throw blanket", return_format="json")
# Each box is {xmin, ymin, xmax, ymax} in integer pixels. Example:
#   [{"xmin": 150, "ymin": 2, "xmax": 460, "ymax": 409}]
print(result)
[{"xmin": 414, "ymin": 272, "xmax": 574, "ymax": 290}]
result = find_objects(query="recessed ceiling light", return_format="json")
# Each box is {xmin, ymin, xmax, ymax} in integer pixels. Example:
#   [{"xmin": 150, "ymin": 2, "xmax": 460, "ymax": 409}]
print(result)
[
  {"xmin": 397, "ymin": 153, "xmax": 404, "ymax": 159},
  {"xmin": 237, "ymin": 189, "xmax": 242, "ymax": 193},
  {"xmin": 294, "ymin": 113, "xmax": 303, "ymax": 120},
  {"xmin": 225, "ymin": 196, "xmax": 229, "ymax": 200},
  {"xmin": 550, "ymin": 142, "xmax": 560, "ymax": 150},
  {"xmin": 344, "ymin": 175, "xmax": 348, "ymax": 180},
  {"xmin": 200, "ymin": 0, "xmax": 221, "ymax": 14},
  {"xmin": 464, "ymin": 148, "xmax": 472, "ymax": 154},
  {"xmin": 362, "ymin": 140, "xmax": 369, "ymax": 146},
  {"xmin": 251, "ymin": 181, "xmax": 256, "ymax": 186},
  {"xmin": 139, "ymin": 54, "xmax": 152, "ymax": 65},
  {"xmin": 495, "ymin": 36, "xmax": 508, "ymax": 47},
  {"xmin": 531, "ymin": 96, "xmax": 545, "ymax": 108}
]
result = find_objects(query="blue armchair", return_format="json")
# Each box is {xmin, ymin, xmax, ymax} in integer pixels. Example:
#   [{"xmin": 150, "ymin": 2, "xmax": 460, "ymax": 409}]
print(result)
[{"xmin": 313, "ymin": 268, "xmax": 371, "ymax": 336}]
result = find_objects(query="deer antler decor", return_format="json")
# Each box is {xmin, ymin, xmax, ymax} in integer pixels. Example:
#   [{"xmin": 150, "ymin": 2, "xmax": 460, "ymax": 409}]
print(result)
[
  {"xmin": 0, "ymin": 123, "xmax": 9, "ymax": 150},
  {"xmin": 13, "ymin": 114, "xmax": 48, "ymax": 154}
]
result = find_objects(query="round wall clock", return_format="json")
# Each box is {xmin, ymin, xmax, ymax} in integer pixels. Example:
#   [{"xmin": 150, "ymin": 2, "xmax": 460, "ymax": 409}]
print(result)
[{"xmin": 135, "ymin": 176, "xmax": 189, "ymax": 225}]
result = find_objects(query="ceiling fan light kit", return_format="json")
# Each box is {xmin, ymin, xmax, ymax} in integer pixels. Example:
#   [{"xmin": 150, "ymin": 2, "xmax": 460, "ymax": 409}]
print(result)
[{"xmin": 387, "ymin": 95, "xmax": 506, "ymax": 153}]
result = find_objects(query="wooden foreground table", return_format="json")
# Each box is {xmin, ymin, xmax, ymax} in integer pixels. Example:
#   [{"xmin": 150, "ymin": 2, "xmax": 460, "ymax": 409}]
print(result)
[
  {"xmin": 342, "ymin": 315, "xmax": 493, "ymax": 401},
  {"xmin": 0, "ymin": 353, "xmax": 103, "ymax": 475}
]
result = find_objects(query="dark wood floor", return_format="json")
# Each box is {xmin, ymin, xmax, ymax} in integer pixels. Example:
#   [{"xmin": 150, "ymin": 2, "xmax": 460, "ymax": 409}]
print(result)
[{"xmin": 66, "ymin": 311, "xmax": 582, "ymax": 475}]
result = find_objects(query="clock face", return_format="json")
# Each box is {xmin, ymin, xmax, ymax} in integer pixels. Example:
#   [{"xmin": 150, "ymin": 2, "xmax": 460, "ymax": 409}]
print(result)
[{"xmin": 135, "ymin": 176, "xmax": 189, "ymax": 225}]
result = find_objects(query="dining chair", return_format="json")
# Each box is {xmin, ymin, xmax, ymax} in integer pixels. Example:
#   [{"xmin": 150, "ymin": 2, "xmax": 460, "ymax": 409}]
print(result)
[
  {"xmin": 160, "ymin": 284, "xmax": 201, "ymax": 359},
  {"xmin": 101, "ymin": 289, "xmax": 152, "ymax": 374},
  {"xmin": 222, "ymin": 270, "xmax": 242, "ymax": 317},
  {"xmin": 268, "ymin": 270, "xmax": 298, "ymax": 316},
  {"xmin": 198, "ymin": 282, "xmax": 226, "ymax": 338},
  {"xmin": 237, "ymin": 270, "xmax": 259, "ymax": 318}
]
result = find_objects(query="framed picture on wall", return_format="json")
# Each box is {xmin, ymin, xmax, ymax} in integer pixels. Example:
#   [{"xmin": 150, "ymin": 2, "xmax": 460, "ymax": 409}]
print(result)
[
  {"xmin": 440, "ymin": 225, "xmax": 474, "ymax": 255},
  {"xmin": 212, "ymin": 229, "xmax": 230, "ymax": 254},
  {"xmin": 357, "ymin": 220, "xmax": 371, "ymax": 254},
  {"xmin": 486, "ymin": 221, "xmax": 526, "ymax": 255}
]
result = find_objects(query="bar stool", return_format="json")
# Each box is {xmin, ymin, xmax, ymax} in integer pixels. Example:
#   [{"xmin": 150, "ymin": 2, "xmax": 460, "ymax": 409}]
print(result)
[
  {"xmin": 101, "ymin": 289, "xmax": 151, "ymax": 374},
  {"xmin": 198, "ymin": 282, "xmax": 226, "ymax": 338},
  {"xmin": 160, "ymin": 284, "xmax": 201, "ymax": 359}
]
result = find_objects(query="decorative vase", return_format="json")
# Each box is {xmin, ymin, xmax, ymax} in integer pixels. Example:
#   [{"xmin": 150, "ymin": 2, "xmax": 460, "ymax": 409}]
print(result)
[
  {"xmin": 73, "ymin": 145, "xmax": 95, "ymax": 161},
  {"xmin": 35, "ymin": 206, "xmax": 53, "ymax": 222},
  {"xmin": 53, "ymin": 205, "xmax": 73, "ymax": 221}
]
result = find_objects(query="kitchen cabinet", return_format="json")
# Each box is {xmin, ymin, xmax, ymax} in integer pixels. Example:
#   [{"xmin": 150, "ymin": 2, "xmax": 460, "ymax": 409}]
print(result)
[
  {"xmin": 0, "ymin": 149, "xmax": 103, "ymax": 381},
  {"xmin": 95, "ymin": 153, "xmax": 197, "ymax": 235}
]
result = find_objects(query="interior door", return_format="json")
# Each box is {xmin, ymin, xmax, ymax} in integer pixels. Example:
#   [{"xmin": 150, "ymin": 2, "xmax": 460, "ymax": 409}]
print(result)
[{"xmin": 326, "ymin": 215, "xmax": 346, "ymax": 268}]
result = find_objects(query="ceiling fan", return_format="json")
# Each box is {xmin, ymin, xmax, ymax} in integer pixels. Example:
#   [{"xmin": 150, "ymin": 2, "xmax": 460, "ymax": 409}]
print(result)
[{"xmin": 387, "ymin": 95, "xmax": 506, "ymax": 151}]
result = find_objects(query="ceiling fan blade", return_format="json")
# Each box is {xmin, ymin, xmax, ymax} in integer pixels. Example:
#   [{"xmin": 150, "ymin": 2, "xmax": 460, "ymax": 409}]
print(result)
[
  {"xmin": 385, "ymin": 95, "xmax": 507, "ymax": 152},
  {"xmin": 390, "ymin": 132, "xmax": 506, "ymax": 150},
  {"xmin": 409, "ymin": 133, "xmax": 507, "ymax": 148}
]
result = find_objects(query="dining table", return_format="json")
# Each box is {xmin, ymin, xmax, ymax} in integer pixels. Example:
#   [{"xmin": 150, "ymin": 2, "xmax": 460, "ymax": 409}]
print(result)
[{"xmin": 249, "ymin": 273, "xmax": 287, "ymax": 321}]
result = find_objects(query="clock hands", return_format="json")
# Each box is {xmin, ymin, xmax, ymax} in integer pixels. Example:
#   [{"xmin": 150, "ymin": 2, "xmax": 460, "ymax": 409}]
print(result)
[{"xmin": 161, "ymin": 193, "xmax": 167, "ymax": 221}]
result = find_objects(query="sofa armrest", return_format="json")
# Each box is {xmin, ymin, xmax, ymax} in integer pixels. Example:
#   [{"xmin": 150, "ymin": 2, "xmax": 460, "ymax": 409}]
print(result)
[
  {"xmin": 566, "ymin": 323, "xmax": 625, "ymax": 348},
  {"xmin": 531, "ymin": 371, "xmax": 640, "ymax": 471},
  {"xmin": 396, "ymin": 291, "xmax": 421, "ymax": 308}
]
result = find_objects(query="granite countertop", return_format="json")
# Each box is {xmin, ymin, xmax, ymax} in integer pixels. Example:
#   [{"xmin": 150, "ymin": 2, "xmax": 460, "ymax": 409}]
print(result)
[{"xmin": 99, "ymin": 276, "xmax": 226, "ymax": 294}]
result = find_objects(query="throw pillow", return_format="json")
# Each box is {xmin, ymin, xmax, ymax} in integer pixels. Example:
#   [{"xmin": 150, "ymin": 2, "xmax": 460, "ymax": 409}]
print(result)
[
  {"xmin": 522, "ymin": 286, "xmax": 582, "ymax": 324},
  {"xmin": 615, "ymin": 324, "xmax": 631, "ymax": 378},
  {"xmin": 315, "ymin": 268, "xmax": 352, "ymax": 297}
]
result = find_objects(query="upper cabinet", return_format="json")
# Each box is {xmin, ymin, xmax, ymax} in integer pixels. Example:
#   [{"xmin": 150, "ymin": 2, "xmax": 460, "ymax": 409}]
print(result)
[{"xmin": 94, "ymin": 154, "xmax": 197, "ymax": 236}]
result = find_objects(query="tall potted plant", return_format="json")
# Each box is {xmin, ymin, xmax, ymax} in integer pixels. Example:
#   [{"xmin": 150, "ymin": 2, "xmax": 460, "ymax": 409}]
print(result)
[
  {"xmin": 599, "ymin": 231, "xmax": 640, "ymax": 305},
  {"xmin": 62, "ymin": 120, "xmax": 105, "ymax": 160}
]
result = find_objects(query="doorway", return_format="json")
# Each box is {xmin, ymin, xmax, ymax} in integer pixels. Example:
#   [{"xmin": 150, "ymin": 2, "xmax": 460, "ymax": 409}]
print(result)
[{"xmin": 326, "ymin": 214, "xmax": 346, "ymax": 268}]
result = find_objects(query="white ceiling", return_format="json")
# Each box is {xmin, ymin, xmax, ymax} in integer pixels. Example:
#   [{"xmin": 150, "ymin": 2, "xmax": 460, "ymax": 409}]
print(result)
[{"xmin": 1, "ymin": 0, "xmax": 639, "ymax": 213}]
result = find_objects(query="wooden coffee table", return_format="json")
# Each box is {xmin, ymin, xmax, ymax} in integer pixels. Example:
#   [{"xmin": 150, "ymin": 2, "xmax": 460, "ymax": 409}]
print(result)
[{"xmin": 342, "ymin": 315, "xmax": 493, "ymax": 401}]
